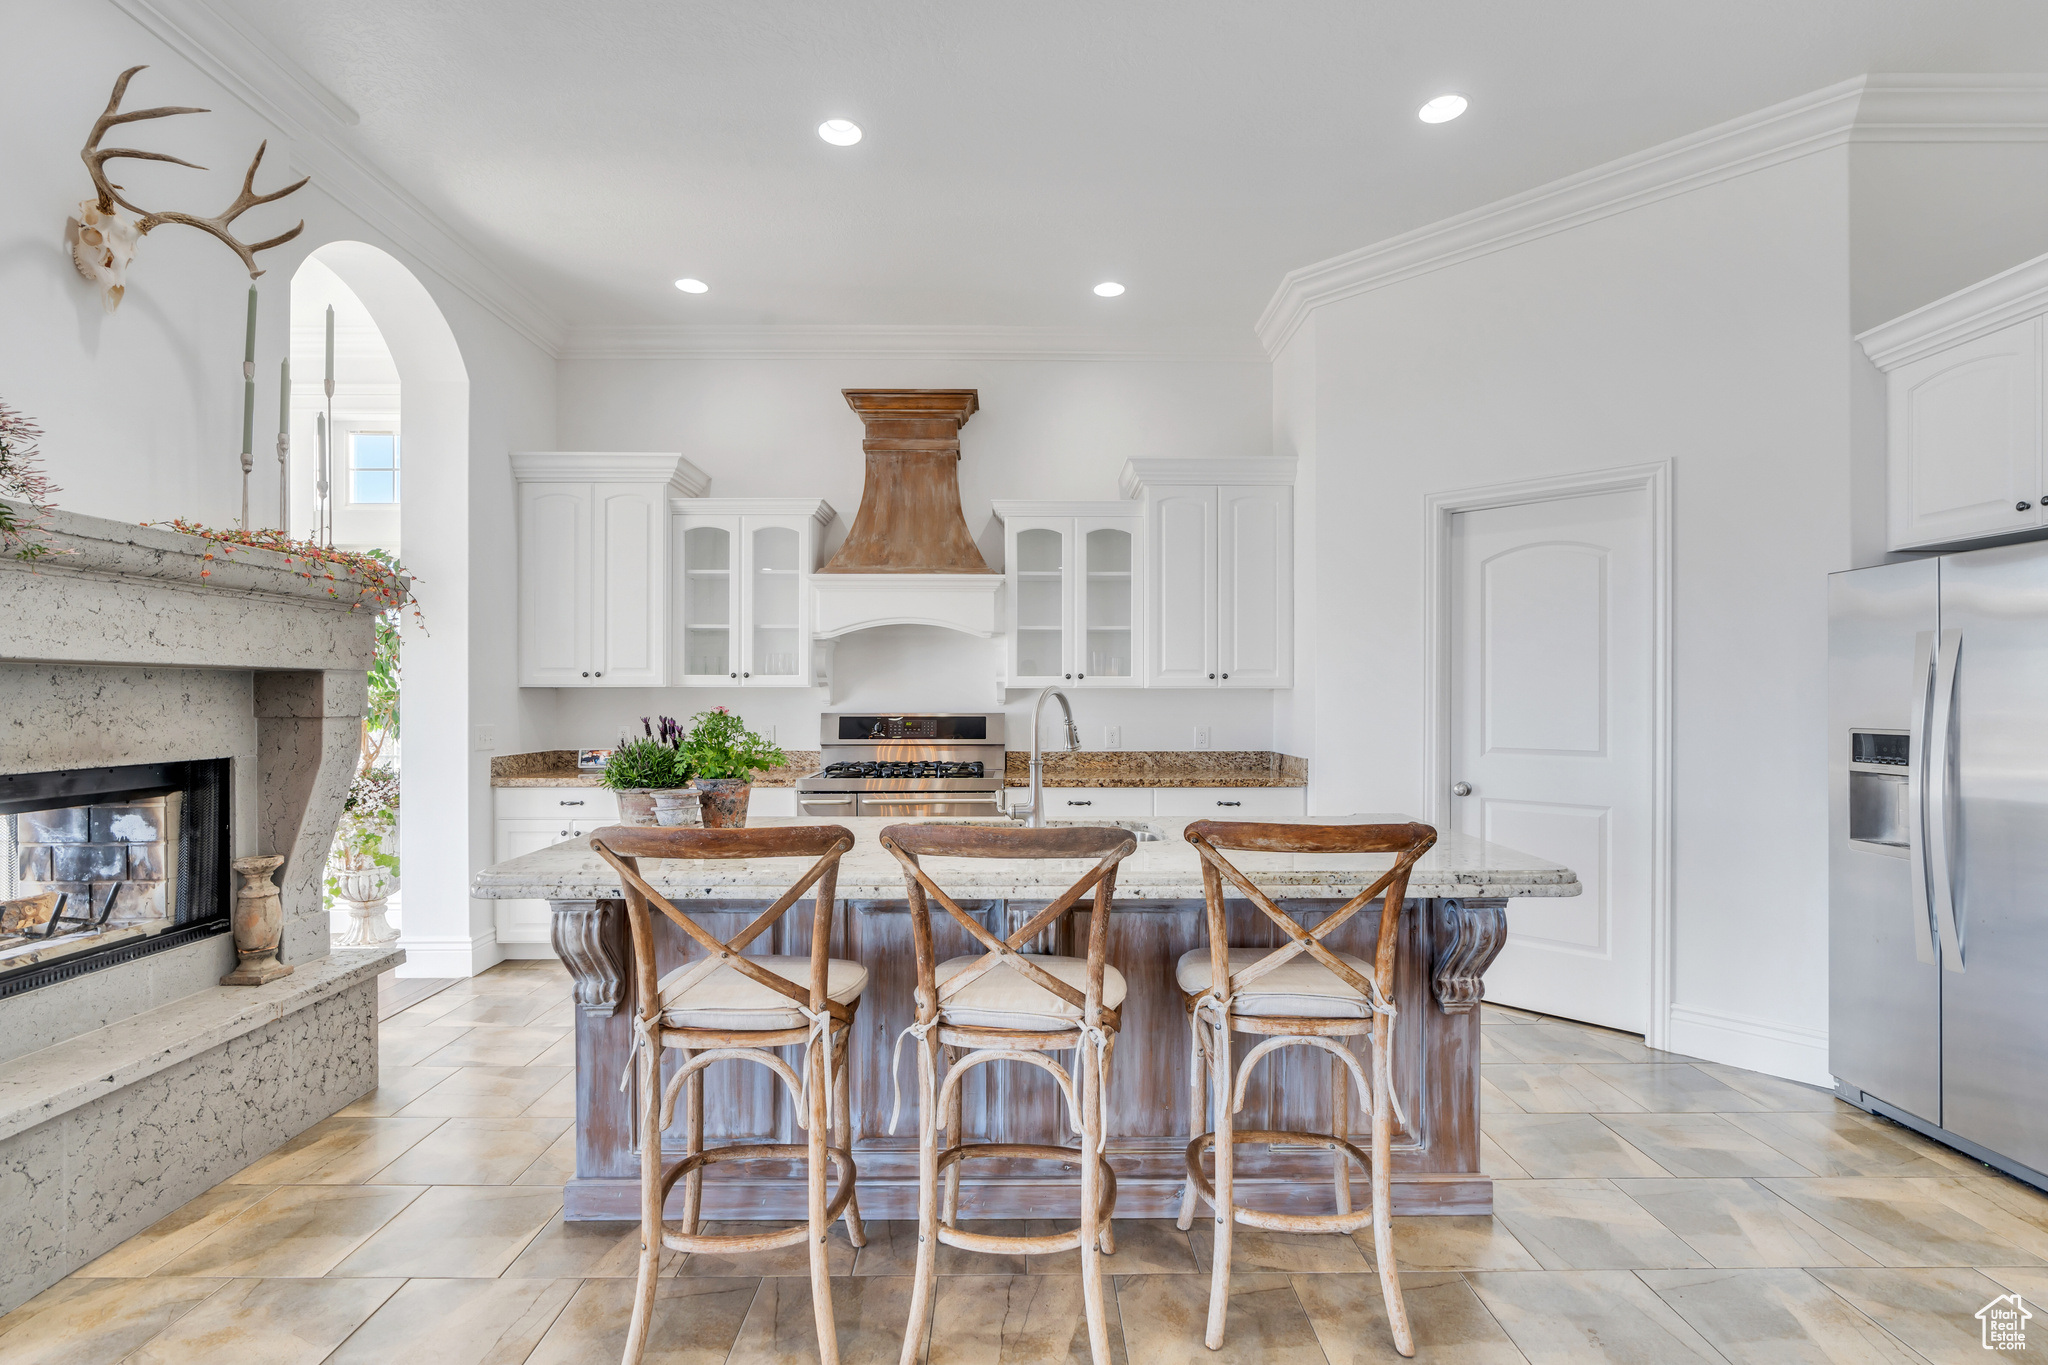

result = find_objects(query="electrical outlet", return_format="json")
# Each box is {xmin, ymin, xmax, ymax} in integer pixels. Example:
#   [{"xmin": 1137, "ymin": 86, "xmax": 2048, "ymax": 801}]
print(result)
[
  {"xmin": 1103, "ymin": 725, "xmax": 1122, "ymax": 750},
  {"xmin": 473, "ymin": 724, "xmax": 498, "ymax": 752},
  {"xmin": 1193, "ymin": 725, "xmax": 1213, "ymax": 750},
  {"xmin": 765, "ymin": 724, "xmax": 777, "ymax": 743}
]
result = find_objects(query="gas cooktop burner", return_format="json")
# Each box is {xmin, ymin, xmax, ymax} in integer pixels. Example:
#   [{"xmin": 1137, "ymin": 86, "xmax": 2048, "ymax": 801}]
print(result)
[{"xmin": 822, "ymin": 761, "xmax": 985, "ymax": 780}]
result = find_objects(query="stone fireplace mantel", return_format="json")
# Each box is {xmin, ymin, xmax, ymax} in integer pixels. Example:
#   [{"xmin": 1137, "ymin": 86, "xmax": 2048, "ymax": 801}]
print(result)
[{"xmin": 0, "ymin": 504, "xmax": 394, "ymax": 1313}]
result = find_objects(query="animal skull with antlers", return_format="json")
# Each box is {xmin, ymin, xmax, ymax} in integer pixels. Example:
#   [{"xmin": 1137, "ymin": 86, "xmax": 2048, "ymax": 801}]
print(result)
[{"xmin": 72, "ymin": 65, "xmax": 309, "ymax": 311}]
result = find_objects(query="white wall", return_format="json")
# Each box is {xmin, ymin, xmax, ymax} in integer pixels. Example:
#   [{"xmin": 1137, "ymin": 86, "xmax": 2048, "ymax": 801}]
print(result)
[
  {"xmin": 1282, "ymin": 151, "xmax": 1854, "ymax": 1082},
  {"xmin": 0, "ymin": 4, "xmax": 557, "ymax": 979},
  {"xmin": 545, "ymin": 354, "xmax": 1281, "ymax": 753}
]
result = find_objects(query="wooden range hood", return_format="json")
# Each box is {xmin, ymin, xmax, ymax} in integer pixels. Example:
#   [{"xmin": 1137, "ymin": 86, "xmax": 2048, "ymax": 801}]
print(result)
[
  {"xmin": 821, "ymin": 390, "xmax": 994, "ymax": 574},
  {"xmin": 811, "ymin": 389, "xmax": 1003, "ymax": 638}
]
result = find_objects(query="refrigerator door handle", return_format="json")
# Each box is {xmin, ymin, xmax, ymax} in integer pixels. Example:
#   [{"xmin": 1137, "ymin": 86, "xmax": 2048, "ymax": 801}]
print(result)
[
  {"xmin": 1928, "ymin": 627, "xmax": 1965, "ymax": 972},
  {"xmin": 1906, "ymin": 630, "xmax": 1939, "ymax": 966}
]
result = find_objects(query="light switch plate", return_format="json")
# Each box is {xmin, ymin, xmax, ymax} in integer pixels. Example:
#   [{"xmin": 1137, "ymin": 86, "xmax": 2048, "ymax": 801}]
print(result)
[
  {"xmin": 1104, "ymin": 726, "xmax": 1122, "ymax": 750},
  {"xmin": 473, "ymin": 724, "xmax": 498, "ymax": 752},
  {"xmin": 1194, "ymin": 725, "xmax": 1213, "ymax": 750}
]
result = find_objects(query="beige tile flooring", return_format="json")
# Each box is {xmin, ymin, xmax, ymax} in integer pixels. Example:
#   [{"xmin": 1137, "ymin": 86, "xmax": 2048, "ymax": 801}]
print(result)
[{"xmin": 7, "ymin": 961, "xmax": 2047, "ymax": 1363}]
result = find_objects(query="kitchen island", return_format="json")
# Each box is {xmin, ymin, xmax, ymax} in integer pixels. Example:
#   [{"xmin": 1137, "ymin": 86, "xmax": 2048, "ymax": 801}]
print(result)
[{"xmin": 471, "ymin": 816, "xmax": 1576, "ymax": 1220}]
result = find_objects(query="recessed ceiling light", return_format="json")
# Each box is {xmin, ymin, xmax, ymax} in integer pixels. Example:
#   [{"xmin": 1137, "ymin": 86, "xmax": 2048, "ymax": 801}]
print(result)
[
  {"xmin": 1418, "ymin": 94, "xmax": 1468, "ymax": 124},
  {"xmin": 674, "ymin": 278, "xmax": 708, "ymax": 293},
  {"xmin": 818, "ymin": 119, "xmax": 862, "ymax": 146},
  {"xmin": 1093, "ymin": 282, "xmax": 1125, "ymax": 297}
]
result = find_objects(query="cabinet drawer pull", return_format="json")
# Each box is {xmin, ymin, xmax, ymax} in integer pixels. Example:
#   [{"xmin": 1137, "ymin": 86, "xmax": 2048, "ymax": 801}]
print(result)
[
  {"xmin": 1216, "ymin": 800, "xmax": 1241, "ymax": 807},
  {"xmin": 1207, "ymin": 673, "xmax": 1215, "ymax": 679},
  {"xmin": 559, "ymin": 829, "xmax": 569, "ymax": 837},
  {"xmin": 580, "ymin": 671, "xmax": 589, "ymax": 678},
  {"xmin": 559, "ymin": 799, "xmax": 584, "ymax": 806},
  {"xmin": 1067, "ymin": 799, "xmax": 1093, "ymax": 806},
  {"xmin": 2021, "ymin": 501, "xmax": 2035, "ymax": 512}
]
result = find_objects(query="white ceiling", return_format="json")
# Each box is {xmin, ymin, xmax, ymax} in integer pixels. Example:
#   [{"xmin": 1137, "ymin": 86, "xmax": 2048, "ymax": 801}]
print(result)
[{"xmin": 219, "ymin": 0, "xmax": 2048, "ymax": 337}]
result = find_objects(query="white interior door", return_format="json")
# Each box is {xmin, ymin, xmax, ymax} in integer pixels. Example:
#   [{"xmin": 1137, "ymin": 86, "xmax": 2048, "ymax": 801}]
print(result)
[{"xmin": 1450, "ymin": 487, "xmax": 1653, "ymax": 1032}]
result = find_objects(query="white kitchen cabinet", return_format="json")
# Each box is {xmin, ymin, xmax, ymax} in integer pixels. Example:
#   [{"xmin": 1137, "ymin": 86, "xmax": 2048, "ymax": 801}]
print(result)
[
  {"xmin": 1003, "ymin": 786, "xmax": 1155, "ymax": 818},
  {"xmin": 491, "ymin": 786, "xmax": 620, "ymax": 953},
  {"xmin": 672, "ymin": 500, "xmax": 835, "ymax": 687},
  {"xmin": 513, "ymin": 453, "xmax": 708, "ymax": 686},
  {"xmin": 1120, "ymin": 461, "xmax": 1294, "ymax": 687},
  {"xmin": 992, "ymin": 503, "xmax": 1142, "ymax": 688},
  {"xmin": 1151, "ymin": 787, "xmax": 1306, "ymax": 818},
  {"xmin": 1859, "ymin": 256, "xmax": 2048, "ymax": 551}
]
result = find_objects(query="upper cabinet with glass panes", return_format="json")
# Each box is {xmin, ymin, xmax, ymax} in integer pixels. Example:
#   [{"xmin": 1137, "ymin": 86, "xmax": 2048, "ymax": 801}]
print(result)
[
  {"xmin": 992, "ymin": 502, "xmax": 1143, "ymax": 689},
  {"xmin": 669, "ymin": 499, "xmax": 836, "ymax": 687}
]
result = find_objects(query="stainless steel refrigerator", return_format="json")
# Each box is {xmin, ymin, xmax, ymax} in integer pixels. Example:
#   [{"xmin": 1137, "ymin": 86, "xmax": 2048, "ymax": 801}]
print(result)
[{"xmin": 1830, "ymin": 539, "xmax": 2048, "ymax": 1187}]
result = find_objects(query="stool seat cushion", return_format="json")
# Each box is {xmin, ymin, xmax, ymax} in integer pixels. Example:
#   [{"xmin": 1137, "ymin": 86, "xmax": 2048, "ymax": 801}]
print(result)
[
  {"xmin": 933, "ymin": 954, "xmax": 1127, "ymax": 1032},
  {"xmin": 659, "ymin": 955, "xmax": 868, "ymax": 1030},
  {"xmin": 1176, "ymin": 947, "xmax": 1379, "ymax": 1019}
]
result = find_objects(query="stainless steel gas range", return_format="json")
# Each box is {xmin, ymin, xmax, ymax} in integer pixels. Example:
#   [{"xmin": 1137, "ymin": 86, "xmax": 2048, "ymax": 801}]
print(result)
[{"xmin": 795, "ymin": 713, "xmax": 1008, "ymax": 819}]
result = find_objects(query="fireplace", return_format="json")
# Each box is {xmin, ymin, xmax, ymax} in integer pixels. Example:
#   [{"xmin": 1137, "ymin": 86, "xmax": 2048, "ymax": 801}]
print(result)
[{"xmin": 0, "ymin": 759, "xmax": 231, "ymax": 998}]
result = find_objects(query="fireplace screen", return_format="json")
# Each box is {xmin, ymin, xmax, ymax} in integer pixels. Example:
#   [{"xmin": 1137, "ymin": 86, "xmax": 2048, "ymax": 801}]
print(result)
[{"xmin": 0, "ymin": 759, "xmax": 231, "ymax": 997}]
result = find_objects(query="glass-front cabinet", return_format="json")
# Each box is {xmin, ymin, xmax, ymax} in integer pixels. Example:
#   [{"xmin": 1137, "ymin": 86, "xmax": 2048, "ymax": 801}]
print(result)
[
  {"xmin": 671, "ymin": 500, "xmax": 835, "ymax": 686},
  {"xmin": 994, "ymin": 502, "xmax": 1142, "ymax": 688}
]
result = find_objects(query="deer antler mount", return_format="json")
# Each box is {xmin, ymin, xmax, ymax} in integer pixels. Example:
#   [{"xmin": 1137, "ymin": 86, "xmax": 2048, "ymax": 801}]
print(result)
[{"xmin": 72, "ymin": 65, "xmax": 311, "ymax": 311}]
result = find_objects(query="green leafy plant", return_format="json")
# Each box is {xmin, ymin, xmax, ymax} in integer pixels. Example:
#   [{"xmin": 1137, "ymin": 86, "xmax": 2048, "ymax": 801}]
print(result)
[
  {"xmin": 0, "ymin": 400, "xmax": 63, "ymax": 561},
  {"xmin": 680, "ymin": 707, "xmax": 786, "ymax": 782},
  {"xmin": 603, "ymin": 715, "xmax": 693, "ymax": 790}
]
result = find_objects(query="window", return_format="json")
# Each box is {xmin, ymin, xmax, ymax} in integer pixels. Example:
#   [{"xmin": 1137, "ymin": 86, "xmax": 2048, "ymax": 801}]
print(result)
[{"xmin": 348, "ymin": 430, "xmax": 400, "ymax": 504}]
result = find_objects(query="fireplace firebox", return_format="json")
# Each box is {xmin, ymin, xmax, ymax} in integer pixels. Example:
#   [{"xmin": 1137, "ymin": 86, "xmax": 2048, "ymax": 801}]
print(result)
[{"xmin": 0, "ymin": 759, "xmax": 231, "ymax": 998}]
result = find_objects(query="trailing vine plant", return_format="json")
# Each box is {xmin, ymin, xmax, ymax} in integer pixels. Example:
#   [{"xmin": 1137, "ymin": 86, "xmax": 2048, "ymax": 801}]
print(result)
[
  {"xmin": 0, "ymin": 400, "xmax": 63, "ymax": 561},
  {"xmin": 150, "ymin": 520, "xmax": 422, "ymax": 625}
]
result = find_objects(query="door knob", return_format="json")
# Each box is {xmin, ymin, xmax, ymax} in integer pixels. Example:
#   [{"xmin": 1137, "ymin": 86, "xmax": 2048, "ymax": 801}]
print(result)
[{"xmin": 1451, "ymin": 782, "xmax": 1472, "ymax": 797}]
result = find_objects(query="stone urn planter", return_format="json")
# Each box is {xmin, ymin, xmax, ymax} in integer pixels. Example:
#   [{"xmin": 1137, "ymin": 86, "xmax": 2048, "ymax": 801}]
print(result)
[
  {"xmin": 331, "ymin": 865, "xmax": 398, "ymax": 947},
  {"xmin": 653, "ymin": 788, "xmax": 702, "ymax": 827},
  {"xmin": 222, "ymin": 853, "xmax": 294, "ymax": 985},
  {"xmin": 691, "ymin": 778, "xmax": 751, "ymax": 828},
  {"xmin": 614, "ymin": 788, "xmax": 660, "ymax": 826}
]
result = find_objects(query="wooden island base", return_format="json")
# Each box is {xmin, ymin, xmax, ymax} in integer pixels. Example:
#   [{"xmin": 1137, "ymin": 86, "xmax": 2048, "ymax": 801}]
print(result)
[{"xmin": 549, "ymin": 893, "xmax": 1508, "ymax": 1221}]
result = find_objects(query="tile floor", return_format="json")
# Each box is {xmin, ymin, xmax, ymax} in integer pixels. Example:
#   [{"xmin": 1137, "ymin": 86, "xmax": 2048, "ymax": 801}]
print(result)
[{"xmin": 5, "ymin": 961, "xmax": 2045, "ymax": 1363}]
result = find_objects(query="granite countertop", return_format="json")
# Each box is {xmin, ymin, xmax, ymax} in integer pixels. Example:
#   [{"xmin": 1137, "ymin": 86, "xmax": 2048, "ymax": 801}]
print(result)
[
  {"xmin": 491, "ymin": 749, "xmax": 1305, "ymax": 790},
  {"xmin": 491, "ymin": 750, "xmax": 818, "ymax": 789},
  {"xmin": 471, "ymin": 815, "xmax": 1578, "ymax": 902}
]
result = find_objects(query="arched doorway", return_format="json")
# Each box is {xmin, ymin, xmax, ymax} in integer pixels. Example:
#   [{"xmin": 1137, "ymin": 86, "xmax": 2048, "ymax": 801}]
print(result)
[{"xmin": 290, "ymin": 242, "xmax": 476, "ymax": 979}]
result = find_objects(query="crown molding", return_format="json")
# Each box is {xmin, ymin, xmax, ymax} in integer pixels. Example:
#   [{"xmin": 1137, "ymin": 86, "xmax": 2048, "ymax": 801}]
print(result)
[
  {"xmin": 1857, "ymin": 249, "xmax": 2048, "ymax": 370},
  {"xmin": 990, "ymin": 500, "xmax": 1140, "ymax": 520},
  {"xmin": 557, "ymin": 323, "xmax": 1267, "ymax": 362},
  {"xmin": 510, "ymin": 452, "xmax": 711, "ymax": 495},
  {"xmin": 110, "ymin": 0, "xmax": 567, "ymax": 357},
  {"xmin": 671, "ymin": 497, "xmax": 837, "ymax": 525},
  {"xmin": 1255, "ymin": 74, "xmax": 2048, "ymax": 357},
  {"xmin": 1118, "ymin": 458, "xmax": 1297, "ymax": 498}
]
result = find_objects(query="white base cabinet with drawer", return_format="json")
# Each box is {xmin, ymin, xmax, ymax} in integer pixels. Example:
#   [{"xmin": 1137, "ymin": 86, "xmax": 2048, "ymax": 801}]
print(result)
[
  {"xmin": 1152, "ymin": 787, "xmax": 1306, "ymax": 818},
  {"xmin": 492, "ymin": 787, "xmax": 619, "ymax": 956},
  {"xmin": 1004, "ymin": 787, "xmax": 1156, "ymax": 818}
]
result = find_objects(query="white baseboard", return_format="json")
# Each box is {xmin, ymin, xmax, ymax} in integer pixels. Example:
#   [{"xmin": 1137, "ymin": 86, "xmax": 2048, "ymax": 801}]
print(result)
[
  {"xmin": 393, "ymin": 930, "xmax": 504, "ymax": 978},
  {"xmin": 1666, "ymin": 1004, "xmax": 1831, "ymax": 1087}
]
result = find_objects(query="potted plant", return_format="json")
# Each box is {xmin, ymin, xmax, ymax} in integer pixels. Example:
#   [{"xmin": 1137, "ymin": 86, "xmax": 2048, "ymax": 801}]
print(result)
[
  {"xmin": 328, "ymin": 768, "xmax": 399, "ymax": 945},
  {"xmin": 603, "ymin": 716, "xmax": 697, "ymax": 826},
  {"xmin": 679, "ymin": 707, "xmax": 786, "ymax": 828}
]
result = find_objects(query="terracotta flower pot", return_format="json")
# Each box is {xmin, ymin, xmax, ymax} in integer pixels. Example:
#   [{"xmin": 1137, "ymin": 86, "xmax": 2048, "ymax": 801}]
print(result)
[{"xmin": 691, "ymin": 778, "xmax": 751, "ymax": 828}]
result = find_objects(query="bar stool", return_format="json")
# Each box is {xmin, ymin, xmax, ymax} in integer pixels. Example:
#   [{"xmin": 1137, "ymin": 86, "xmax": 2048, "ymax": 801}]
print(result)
[
  {"xmin": 879, "ymin": 822, "xmax": 1138, "ymax": 1365},
  {"xmin": 590, "ymin": 824, "xmax": 867, "ymax": 1365},
  {"xmin": 1173, "ymin": 819, "xmax": 1437, "ymax": 1359}
]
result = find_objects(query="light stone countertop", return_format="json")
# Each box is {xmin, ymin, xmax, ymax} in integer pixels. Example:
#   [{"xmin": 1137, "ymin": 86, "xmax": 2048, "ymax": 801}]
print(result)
[{"xmin": 470, "ymin": 816, "xmax": 1578, "ymax": 903}]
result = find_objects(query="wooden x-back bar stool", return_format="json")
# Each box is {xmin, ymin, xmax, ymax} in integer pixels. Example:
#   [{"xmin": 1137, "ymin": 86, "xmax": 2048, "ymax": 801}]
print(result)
[
  {"xmin": 590, "ymin": 824, "xmax": 867, "ymax": 1365},
  {"xmin": 880, "ymin": 822, "xmax": 1138, "ymax": 1365},
  {"xmin": 1174, "ymin": 819, "xmax": 1437, "ymax": 1358}
]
